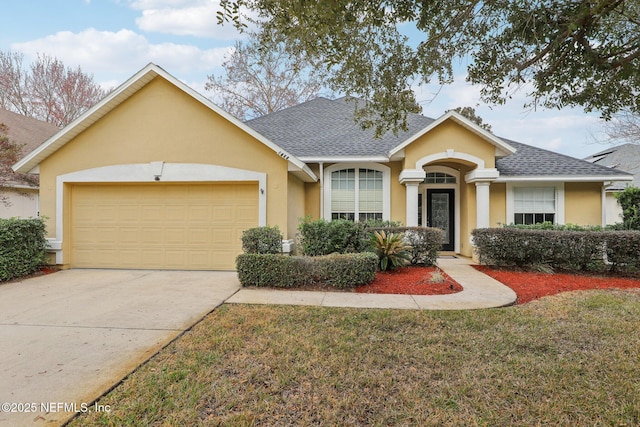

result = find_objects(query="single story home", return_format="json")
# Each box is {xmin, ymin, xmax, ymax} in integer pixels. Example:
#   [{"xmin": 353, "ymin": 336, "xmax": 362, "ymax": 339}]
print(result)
[
  {"xmin": 1, "ymin": 108, "xmax": 59, "ymax": 219},
  {"xmin": 584, "ymin": 143, "xmax": 640, "ymax": 225},
  {"xmin": 13, "ymin": 63, "xmax": 633, "ymax": 270}
]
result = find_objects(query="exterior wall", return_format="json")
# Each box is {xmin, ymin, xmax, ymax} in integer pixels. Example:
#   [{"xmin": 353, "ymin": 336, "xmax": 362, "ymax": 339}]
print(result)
[
  {"xmin": 0, "ymin": 188, "xmax": 38, "ymax": 219},
  {"xmin": 287, "ymin": 174, "xmax": 306, "ymax": 241},
  {"xmin": 403, "ymin": 121, "xmax": 497, "ymax": 170},
  {"xmin": 38, "ymin": 76, "xmax": 291, "ymax": 258},
  {"xmin": 564, "ymin": 182, "xmax": 603, "ymax": 226},
  {"xmin": 460, "ymin": 181, "xmax": 475, "ymax": 257},
  {"xmin": 489, "ymin": 183, "xmax": 507, "ymax": 227},
  {"xmin": 605, "ymin": 192, "xmax": 623, "ymax": 225}
]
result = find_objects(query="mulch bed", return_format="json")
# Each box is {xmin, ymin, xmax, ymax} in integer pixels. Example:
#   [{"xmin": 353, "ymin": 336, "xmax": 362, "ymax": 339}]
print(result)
[
  {"xmin": 474, "ymin": 265, "xmax": 640, "ymax": 304},
  {"xmin": 355, "ymin": 266, "xmax": 463, "ymax": 295}
]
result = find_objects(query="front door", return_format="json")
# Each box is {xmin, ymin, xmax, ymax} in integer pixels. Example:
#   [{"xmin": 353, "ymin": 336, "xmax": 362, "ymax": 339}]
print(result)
[{"xmin": 427, "ymin": 189, "xmax": 455, "ymax": 251}]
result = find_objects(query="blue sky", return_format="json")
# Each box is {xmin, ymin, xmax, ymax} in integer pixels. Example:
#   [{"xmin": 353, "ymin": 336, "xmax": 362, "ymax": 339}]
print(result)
[{"xmin": 0, "ymin": 0, "xmax": 614, "ymax": 158}]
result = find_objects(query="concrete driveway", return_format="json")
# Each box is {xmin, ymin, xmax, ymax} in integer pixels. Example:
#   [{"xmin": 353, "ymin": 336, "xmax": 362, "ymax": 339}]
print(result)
[{"xmin": 0, "ymin": 269, "xmax": 240, "ymax": 427}]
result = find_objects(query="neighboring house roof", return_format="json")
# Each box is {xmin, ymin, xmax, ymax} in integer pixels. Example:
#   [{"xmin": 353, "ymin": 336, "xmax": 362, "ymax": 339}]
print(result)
[
  {"xmin": 583, "ymin": 143, "xmax": 640, "ymax": 190},
  {"xmin": 247, "ymin": 97, "xmax": 631, "ymax": 182},
  {"xmin": 13, "ymin": 63, "xmax": 317, "ymax": 183},
  {"xmin": 0, "ymin": 108, "xmax": 59, "ymax": 188}
]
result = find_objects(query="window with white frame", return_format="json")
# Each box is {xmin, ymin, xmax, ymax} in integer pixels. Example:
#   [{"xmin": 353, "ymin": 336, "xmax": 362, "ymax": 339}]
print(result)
[
  {"xmin": 330, "ymin": 168, "xmax": 383, "ymax": 221},
  {"xmin": 513, "ymin": 187, "xmax": 556, "ymax": 225}
]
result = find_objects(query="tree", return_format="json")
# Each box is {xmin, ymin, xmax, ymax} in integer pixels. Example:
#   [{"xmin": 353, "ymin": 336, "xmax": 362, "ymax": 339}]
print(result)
[
  {"xmin": 0, "ymin": 123, "xmax": 37, "ymax": 206},
  {"xmin": 601, "ymin": 110, "xmax": 640, "ymax": 144},
  {"xmin": 219, "ymin": 0, "xmax": 640, "ymax": 134},
  {"xmin": 0, "ymin": 51, "xmax": 108, "ymax": 127},
  {"xmin": 447, "ymin": 106, "xmax": 492, "ymax": 132},
  {"xmin": 205, "ymin": 32, "xmax": 325, "ymax": 120}
]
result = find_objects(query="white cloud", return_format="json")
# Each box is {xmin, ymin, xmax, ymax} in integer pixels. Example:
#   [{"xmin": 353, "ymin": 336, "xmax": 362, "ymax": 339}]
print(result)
[
  {"xmin": 130, "ymin": 0, "xmax": 253, "ymax": 39},
  {"xmin": 12, "ymin": 28, "xmax": 232, "ymax": 85}
]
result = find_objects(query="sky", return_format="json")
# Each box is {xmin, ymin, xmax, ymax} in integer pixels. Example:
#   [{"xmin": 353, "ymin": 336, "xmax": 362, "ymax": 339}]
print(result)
[{"xmin": 0, "ymin": 0, "xmax": 616, "ymax": 159}]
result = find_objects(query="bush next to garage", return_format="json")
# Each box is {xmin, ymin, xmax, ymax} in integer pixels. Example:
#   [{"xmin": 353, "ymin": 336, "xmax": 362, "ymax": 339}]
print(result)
[
  {"xmin": 236, "ymin": 252, "xmax": 378, "ymax": 289},
  {"xmin": 0, "ymin": 217, "xmax": 48, "ymax": 281},
  {"xmin": 297, "ymin": 217, "xmax": 372, "ymax": 256},
  {"xmin": 472, "ymin": 227, "xmax": 640, "ymax": 275},
  {"xmin": 241, "ymin": 226, "xmax": 283, "ymax": 254}
]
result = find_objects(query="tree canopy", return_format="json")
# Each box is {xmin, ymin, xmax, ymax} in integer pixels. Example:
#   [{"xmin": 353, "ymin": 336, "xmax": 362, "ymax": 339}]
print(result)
[
  {"xmin": 219, "ymin": 0, "xmax": 640, "ymax": 134},
  {"xmin": 0, "ymin": 51, "xmax": 108, "ymax": 127},
  {"xmin": 205, "ymin": 32, "xmax": 325, "ymax": 120}
]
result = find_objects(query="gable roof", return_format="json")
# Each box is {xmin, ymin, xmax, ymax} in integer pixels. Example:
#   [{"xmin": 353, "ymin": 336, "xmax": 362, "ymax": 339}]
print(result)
[
  {"xmin": 13, "ymin": 63, "xmax": 317, "ymax": 182},
  {"xmin": 1, "ymin": 108, "xmax": 59, "ymax": 188},
  {"xmin": 247, "ymin": 97, "xmax": 631, "ymax": 182},
  {"xmin": 583, "ymin": 143, "xmax": 640, "ymax": 189},
  {"xmin": 246, "ymin": 97, "xmax": 435, "ymax": 161}
]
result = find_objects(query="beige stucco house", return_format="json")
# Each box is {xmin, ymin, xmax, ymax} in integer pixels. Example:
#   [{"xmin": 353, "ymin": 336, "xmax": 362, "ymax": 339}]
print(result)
[
  {"xmin": 13, "ymin": 64, "xmax": 633, "ymax": 270},
  {"xmin": 1, "ymin": 109, "xmax": 59, "ymax": 219}
]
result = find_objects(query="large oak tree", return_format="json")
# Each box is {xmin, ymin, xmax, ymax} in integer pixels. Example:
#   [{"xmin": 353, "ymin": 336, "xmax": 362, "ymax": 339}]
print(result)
[{"xmin": 219, "ymin": 0, "xmax": 640, "ymax": 134}]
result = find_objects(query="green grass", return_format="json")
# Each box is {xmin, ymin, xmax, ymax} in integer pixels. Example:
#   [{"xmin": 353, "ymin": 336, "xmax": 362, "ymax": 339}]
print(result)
[{"xmin": 70, "ymin": 289, "xmax": 640, "ymax": 426}]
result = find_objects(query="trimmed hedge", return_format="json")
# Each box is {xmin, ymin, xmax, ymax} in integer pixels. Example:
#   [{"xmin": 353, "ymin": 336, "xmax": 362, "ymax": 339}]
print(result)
[
  {"xmin": 241, "ymin": 226, "xmax": 283, "ymax": 254},
  {"xmin": 297, "ymin": 218, "xmax": 371, "ymax": 256},
  {"xmin": 236, "ymin": 252, "xmax": 378, "ymax": 289},
  {"xmin": 0, "ymin": 217, "xmax": 47, "ymax": 281},
  {"xmin": 472, "ymin": 227, "xmax": 640, "ymax": 275},
  {"xmin": 370, "ymin": 227, "xmax": 444, "ymax": 266}
]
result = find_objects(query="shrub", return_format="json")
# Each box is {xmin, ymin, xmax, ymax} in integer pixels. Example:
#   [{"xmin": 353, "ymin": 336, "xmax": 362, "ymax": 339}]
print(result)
[
  {"xmin": 472, "ymin": 227, "xmax": 640, "ymax": 275},
  {"xmin": 617, "ymin": 186, "xmax": 640, "ymax": 230},
  {"xmin": 0, "ymin": 217, "xmax": 48, "ymax": 281},
  {"xmin": 370, "ymin": 230, "xmax": 412, "ymax": 271},
  {"xmin": 236, "ymin": 252, "xmax": 377, "ymax": 288},
  {"xmin": 241, "ymin": 226, "xmax": 282, "ymax": 254},
  {"xmin": 297, "ymin": 217, "xmax": 370, "ymax": 256},
  {"xmin": 369, "ymin": 226, "xmax": 443, "ymax": 266}
]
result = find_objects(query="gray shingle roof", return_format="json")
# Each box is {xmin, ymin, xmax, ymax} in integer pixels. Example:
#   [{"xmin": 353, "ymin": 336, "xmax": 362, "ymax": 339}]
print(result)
[
  {"xmin": 245, "ymin": 97, "xmax": 631, "ymax": 180},
  {"xmin": 583, "ymin": 143, "xmax": 640, "ymax": 189},
  {"xmin": 245, "ymin": 97, "xmax": 433, "ymax": 158}
]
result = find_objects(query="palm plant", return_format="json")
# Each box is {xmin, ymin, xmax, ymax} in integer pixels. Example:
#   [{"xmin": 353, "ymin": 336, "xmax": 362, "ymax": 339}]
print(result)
[{"xmin": 370, "ymin": 230, "xmax": 412, "ymax": 271}]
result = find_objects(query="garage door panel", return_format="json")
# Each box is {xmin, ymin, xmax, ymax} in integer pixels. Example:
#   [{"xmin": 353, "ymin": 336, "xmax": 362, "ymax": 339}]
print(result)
[{"xmin": 71, "ymin": 183, "xmax": 258, "ymax": 270}]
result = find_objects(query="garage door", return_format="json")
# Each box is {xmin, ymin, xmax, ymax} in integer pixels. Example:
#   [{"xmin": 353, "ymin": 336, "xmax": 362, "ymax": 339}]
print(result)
[{"xmin": 70, "ymin": 183, "xmax": 258, "ymax": 270}]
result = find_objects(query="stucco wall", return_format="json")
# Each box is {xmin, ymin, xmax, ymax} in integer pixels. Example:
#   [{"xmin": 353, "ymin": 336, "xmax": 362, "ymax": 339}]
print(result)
[
  {"xmin": 564, "ymin": 182, "xmax": 603, "ymax": 226},
  {"xmin": 403, "ymin": 120, "xmax": 497, "ymax": 170},
  {"xmin": 0, "ymin": 188, "xmax": 38, "ymax": 219},
  {"xmin": 38, "ymin": 76, "xmax": 291, "ymax": 243},
  {"xmin": 489, "ymin": 183, "xmax": 507, "ymax": 226},
  {"xmin": 287, "ymin": 174, "xmax": 306, "ymax": 241}
]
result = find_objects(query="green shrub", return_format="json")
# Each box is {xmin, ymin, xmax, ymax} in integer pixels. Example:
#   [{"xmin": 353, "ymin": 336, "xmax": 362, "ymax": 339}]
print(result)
[
  {"xmin": 370, "ymin": 230, "xmax": 412, "ymax": 271},
  {"xmin": 369, "ymin": 226, "xmax": 443, "ymax": 266},
  {"xmin": 297, "ymin": 217, "xmax": 370, "ymax": 256},
  {"xmin": 617, "ymin": 186, "xmax": 640, "ymax": 230},
  {"xmin": 241, "ymin": 226, "xmax": 283, "ymax": 254},
  {"xmin": 0, "ymin": 217, "xmax": 48, "ymax": 281},
  {"xmin": 472, "ymin": 227, "xmax": 640, "ymax": 275},
  {"xmin": 236, "ymin": 252, "xmax": 377, "ymax": 288}
]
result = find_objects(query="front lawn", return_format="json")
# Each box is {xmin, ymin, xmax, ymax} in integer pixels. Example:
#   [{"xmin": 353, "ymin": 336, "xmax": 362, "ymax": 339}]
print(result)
[{"xmin": 70, "ymin": 290, "xmax": 640, "ymax": 426}]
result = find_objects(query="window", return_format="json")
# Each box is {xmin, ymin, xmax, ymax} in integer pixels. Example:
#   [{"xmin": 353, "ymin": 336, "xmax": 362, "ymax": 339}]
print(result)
[
  {"xmin": 514, "ymin": 187, "xmax": 556, "ymax": 225},
  {"xmin": 330, "ymin": 168, "xmax": 383, "ymax": 221},
  {"xmin": 424, "ymin": 172, "xmax": 456, "ymax": 184}
]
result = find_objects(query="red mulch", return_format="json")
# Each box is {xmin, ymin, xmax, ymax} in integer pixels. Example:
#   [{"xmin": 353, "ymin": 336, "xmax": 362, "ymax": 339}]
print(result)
[
  {"xmin": 355, "ymin": 266, "xmax": 463, "ymax": 295},
  {"xmin": 474, "ymin": 265, "xmax": 640, "ymax": 304}
]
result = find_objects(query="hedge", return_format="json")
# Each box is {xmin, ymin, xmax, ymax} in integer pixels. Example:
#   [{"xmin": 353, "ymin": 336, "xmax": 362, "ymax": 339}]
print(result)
[
  {"xmin": 236, "ymin": 252, "xmax": 378, "ymax": 289},
  {"xmin": 241, "ymin": 226, "xmax": 283, "ymax": 254},
  {"xmin": 0, "ymin": 217, "xmax": 48, "ymax": 281},
  {"xmin": 472, "ymin": 227, "xmax": 640, "ymax": 275},
  {"xmin": 297, "ymin": 218, "xmax": 371, "ymax": 256}
]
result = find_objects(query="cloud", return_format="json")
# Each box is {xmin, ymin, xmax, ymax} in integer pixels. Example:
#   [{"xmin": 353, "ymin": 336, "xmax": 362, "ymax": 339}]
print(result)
[
  {"xmin": 130, "ymin": 0, "xmax": 253, "ymax": 39},
  {"xmin": 12, "ymin": 28, "xmax": 232, "ymax": 84}
]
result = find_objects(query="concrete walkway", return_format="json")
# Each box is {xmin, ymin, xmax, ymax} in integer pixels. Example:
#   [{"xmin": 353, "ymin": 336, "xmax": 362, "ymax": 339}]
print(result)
[{"xmin": 227, "ymin": 257, "xmax": 517, "ymax": 310}]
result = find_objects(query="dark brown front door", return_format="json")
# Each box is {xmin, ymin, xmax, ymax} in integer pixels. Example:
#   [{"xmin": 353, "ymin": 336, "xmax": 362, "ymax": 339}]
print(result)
[{"xmin": 427, "ymin": 189, "xmax": 455, "ymax": 251}]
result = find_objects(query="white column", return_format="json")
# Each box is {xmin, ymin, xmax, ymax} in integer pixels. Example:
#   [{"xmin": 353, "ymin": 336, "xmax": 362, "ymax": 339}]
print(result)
[
  {"xmin": 475, "ymin": 181, "xmax": 491, "ymax": 229},
  {"xmin": 405, "ymin": 182, "xmax": 420, "ymax": 226}
]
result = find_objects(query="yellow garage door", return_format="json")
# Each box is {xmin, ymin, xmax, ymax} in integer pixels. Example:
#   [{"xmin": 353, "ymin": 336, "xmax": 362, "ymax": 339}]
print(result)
[{"xmin": 70, "ymin": 183, "xmax": 258, "ymax": 270}]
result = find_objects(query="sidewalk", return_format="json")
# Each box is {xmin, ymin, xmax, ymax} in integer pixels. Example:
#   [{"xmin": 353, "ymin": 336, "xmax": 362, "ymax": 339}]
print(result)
[{"xmin": 226, "ymin": 257, "xmax": 517, "ymax": 310}]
